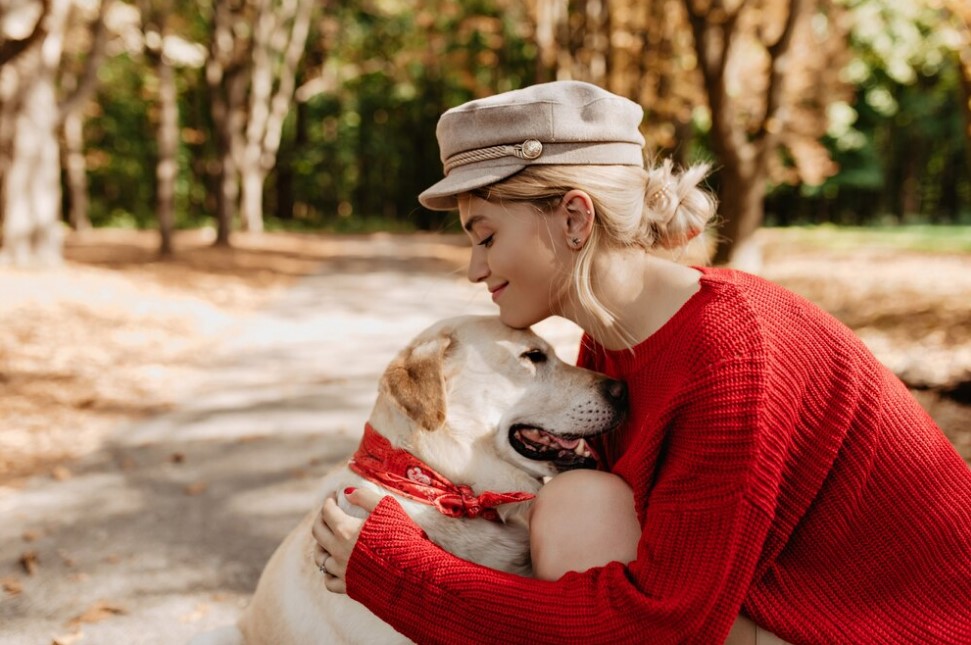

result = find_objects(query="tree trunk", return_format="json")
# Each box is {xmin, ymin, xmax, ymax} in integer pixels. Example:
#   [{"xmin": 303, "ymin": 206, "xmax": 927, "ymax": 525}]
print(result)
[
  {"xmin": 212, "ymin": 126, "xmax": 239, "ymax": 248},
  {"xmin": 712, "ymin": 167, "xmax": 766, "ymax": 269},
  {"xmin": 957, "ymin": 51, "xmax": 971, "ymax": 197},
  {"xmin": 239, "ymin": 163, "xmax": 266, "ymax": 232},
  {"xmin": 1, "ymin": 63, "xmax": 63, "ymax": 267},
  {"xmin": 686, "ymin": 0, "xmax": 802, "ymax": 266},
  {"xmin": 238, "ymin": 0, "xmax": 314, "ymax": 232},
  {"xmin": 0, "ymin": 0, "xmax": 69, "ymax": 268},
  {"xmin": 155, "ymin": 48, "xmax": 179, "ymax": 256},
  {"xmin": 63, "ymin": 107, "xmax": 91, "ymax": 232}
]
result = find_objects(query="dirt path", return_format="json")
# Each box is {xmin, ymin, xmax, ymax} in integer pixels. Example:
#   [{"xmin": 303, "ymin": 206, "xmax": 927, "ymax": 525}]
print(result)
[
  {"xmin": 0, "ymin": 233, "xmax": 581, "ymax": 644},
  {"xmin": 0, "ymin": 229, "xmax": 968, "ymax": 644}
]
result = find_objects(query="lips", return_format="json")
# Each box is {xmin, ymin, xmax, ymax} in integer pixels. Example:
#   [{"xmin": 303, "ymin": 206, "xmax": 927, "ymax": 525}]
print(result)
[{"xmin": 489, "ymin": 282, "xmax": 508, "ymax": 302}]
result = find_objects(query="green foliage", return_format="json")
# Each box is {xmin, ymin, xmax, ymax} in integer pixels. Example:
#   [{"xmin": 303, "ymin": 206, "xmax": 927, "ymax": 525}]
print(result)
[
  {"xmin": 77, "ymin": 0, "xmax": 970, "ymax": 234},
  {"xmin": 771, "ymin": 224, "xmax": 971, "ymax": 254},
  {"xmin": 765, "ymin": 0, "xmax": 969, "ymax": 226},
  {"xmin": 85, "ymin": 53, "xmax": 157, "ymax": 227}
]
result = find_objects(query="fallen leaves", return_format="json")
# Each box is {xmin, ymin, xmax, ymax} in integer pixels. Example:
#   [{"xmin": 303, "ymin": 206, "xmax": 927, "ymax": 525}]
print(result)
[
  {"xmin": 19, "ymin": 550, "xmax": 39, "ymax": 575},
  {"xmin": 184, "ymin": 481, "xmax": 209, "ymax": 496},
  {"xmin": 68, "ymin": 600, "xmax": 127, "ymax": 628},
  {"xmin": 2, "ymin": 576, "xmax": 22, "ymax": 596}
]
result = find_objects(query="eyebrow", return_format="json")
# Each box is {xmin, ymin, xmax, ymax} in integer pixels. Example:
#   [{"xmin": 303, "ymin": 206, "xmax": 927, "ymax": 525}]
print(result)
[{"xmin": 463, "ymin": 214, "xmax": 485, "ymax": 233}]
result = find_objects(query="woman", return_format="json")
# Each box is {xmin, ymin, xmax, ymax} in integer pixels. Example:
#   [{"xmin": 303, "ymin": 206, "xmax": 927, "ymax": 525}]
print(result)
[{"xmin": 312, "ymin": 81, "xmax": 971, "ymax": 644}]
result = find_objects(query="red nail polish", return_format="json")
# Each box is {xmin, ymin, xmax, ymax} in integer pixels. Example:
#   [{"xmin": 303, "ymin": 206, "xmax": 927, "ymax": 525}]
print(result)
[{"xmin": 344, "ymin": 487, "xmax": 356, "ymax": 495}]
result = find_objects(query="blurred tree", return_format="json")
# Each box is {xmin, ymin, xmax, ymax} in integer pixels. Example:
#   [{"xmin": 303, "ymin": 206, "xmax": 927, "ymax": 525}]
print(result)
[
  {"xmin": 781, "ymin": 0, "xmax": 971, "ymax": 225},
  {"xmin": 0, "ymin": 0, "xmax": 109, "ymax": 267},
  {"xmin": 59, "ymin": 0, "xmax": 116, "ymax": 232},
  {"xmin": 0, "ymin": 0, "xmax": 49, "ymax": 65},
  {"xmin": 943, "ymin": 0, "xmax": 971, "ymax": 192},
  {"xmin": 684, "ymin": 0, "xmax": 855, "ymax": 265},
  {"xmin": 204, "ymin": 0, "xmax": 313, "ymax": 245},
  {"xmin": 138, "ymin": 0, "xmax": 206, "ymax": 255},
  {"xmin": 534, "ymin": 0, "xmax": 854, "ymax": 266}
]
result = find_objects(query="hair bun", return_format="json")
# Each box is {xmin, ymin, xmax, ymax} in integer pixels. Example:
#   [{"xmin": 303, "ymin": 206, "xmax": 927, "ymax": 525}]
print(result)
[{"xmin": 643, "ymin": 159, "xmax": 716, "ymax": 250}]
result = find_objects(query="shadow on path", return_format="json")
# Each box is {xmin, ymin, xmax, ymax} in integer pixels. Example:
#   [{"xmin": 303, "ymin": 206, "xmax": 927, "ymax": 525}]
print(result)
[{"xmin": 0, "ymin": 241, "xmax": 581, "ymax": 644}]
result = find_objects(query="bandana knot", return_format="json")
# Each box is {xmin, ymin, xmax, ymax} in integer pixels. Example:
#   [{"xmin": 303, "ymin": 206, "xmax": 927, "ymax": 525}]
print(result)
[{"xmin": 349, "ymin": 423, "xmax": 535, "ymax": 523}]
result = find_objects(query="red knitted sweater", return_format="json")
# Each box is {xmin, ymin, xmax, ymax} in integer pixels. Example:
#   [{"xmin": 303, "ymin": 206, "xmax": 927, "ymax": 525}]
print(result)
[{"xmin": 346, "ymin": 268, "xmax": 971, "ymax": 644}]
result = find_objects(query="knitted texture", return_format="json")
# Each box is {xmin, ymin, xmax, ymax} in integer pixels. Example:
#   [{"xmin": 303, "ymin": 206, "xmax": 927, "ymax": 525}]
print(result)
[{"xmin": 346, "ymin": 268, "xmax": 971, "ymax": 644}]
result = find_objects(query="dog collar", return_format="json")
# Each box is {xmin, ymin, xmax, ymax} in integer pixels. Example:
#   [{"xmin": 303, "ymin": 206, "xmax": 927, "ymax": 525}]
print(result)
[{"xmin": 348, "ymin": 423, "xmax": 536, "ymax": 522}]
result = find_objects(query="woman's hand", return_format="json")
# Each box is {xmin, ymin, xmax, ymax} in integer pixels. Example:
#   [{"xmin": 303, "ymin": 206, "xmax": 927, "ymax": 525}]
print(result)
[{"xmin": 311, "ymin": 487, "xmax": 384, "ymax": 593}]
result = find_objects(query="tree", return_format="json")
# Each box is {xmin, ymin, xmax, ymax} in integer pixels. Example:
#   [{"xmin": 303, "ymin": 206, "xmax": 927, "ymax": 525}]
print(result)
[
  {"xmin": 0, "ymin": 0, "xmax": 109, "ymax": 267},
  {"xmin": 684, "ymin": 0, "xmax": 854, "ymax": 265},
  {"xmin": 137, "ymin": 1, "xmax": 205, "ymax": 255},
  {"xmin": 204, "ymin": 0, "xmax": 313, "ymax": 245},
  {"xmin": 0, "ymin": 0, "xmax": 49, "ymax": 65},
  {"xmin": 942, "ymin": 0, "xmax": 971, "ymax": 195},
  {"xmin": 531, "ymin": 0, "xmax": 852, "ymax": 266}
]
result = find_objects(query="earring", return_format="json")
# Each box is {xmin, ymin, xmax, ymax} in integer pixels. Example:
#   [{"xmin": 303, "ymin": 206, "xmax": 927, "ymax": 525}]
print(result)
[{"xmin": 570, "ymin": 237, "xmax": 583, "ymax": 249}]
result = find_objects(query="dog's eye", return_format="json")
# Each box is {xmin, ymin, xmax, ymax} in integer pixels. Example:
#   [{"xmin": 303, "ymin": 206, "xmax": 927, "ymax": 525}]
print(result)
[{"xmin": 520, "ymin": 349, "xmax": 547, "ymax": 364}]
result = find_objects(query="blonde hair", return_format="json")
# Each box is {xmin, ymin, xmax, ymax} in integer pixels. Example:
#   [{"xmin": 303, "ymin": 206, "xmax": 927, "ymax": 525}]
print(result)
[{"xmin": 470, "ymin": 160, "xmax": 717, "ymax": 348}]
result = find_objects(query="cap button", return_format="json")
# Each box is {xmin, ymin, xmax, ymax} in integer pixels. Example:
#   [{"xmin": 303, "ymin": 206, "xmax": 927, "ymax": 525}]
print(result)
[{"xmin": 520, "ymin": 139, "xmax": 543, "ymax": 160}]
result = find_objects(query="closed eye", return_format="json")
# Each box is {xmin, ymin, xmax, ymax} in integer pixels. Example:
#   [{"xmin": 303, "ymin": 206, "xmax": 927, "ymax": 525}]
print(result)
[{"xmin": 520, "ymin": 349, "xmax": 547, "ymax": 364}]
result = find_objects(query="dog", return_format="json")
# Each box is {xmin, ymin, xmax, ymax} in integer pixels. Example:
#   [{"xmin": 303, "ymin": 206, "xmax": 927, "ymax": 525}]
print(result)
[{"xmin": 191, "ymin": 315, "xmax": 627, "ymax": 644}]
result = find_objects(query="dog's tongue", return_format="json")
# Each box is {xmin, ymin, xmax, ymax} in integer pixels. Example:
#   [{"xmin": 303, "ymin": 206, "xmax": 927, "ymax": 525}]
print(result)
[
  {"xmin": 552, "ymin": 436, "xmax": 581, "ymax": 450},
  {"xmin": 520, "ymin": 427, "xmax": 580, "ymax": 450}
]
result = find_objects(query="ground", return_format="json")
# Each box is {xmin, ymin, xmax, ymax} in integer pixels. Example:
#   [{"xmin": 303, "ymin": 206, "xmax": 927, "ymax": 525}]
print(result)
[
  {"xmin": 0, "ymin": 228, "xmax": 472, "ymax": 485},
  {"xmin": 2, "ymin": 227, "xmax": 968, "ymax": 486}
]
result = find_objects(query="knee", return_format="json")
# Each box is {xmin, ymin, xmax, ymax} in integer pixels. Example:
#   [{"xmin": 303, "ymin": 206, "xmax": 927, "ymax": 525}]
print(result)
[{"xmin": 529, "ymin": 470, "xmax": 640, "ymax": 580}]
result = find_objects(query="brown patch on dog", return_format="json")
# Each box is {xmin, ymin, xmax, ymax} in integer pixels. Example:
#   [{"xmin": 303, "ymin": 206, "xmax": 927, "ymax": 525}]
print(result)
[{"xmin": 381, "ymin": 333, "xmax": 454, "ymax": 431}]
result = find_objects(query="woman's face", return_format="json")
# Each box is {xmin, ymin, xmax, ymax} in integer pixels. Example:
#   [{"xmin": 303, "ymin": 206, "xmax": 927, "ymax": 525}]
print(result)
[{"xmin": 458, "ymin": 195, "xmax": 573, "ymax": 329}]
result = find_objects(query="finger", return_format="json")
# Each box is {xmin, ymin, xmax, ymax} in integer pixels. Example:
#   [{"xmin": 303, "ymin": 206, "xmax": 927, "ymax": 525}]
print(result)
[
  {"xmin": 312, "ymin": 504, "xmax": 335, "ymax": 546},
  {"xmin": 312, "ymin": 543, "xmax": 328, "ymax": 570},
  {"xmin": 323, "ymin": 575, "xmax": 347, "ymax": 594},
  {"xmin": 344, "ymin": 486, "xmax": 384, "ymax": 513}
]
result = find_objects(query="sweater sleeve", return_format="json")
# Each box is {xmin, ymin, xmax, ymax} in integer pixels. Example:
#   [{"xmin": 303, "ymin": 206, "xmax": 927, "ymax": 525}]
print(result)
[{"xmin": 345, "ymin": 352, "xmax": 779, "ymax": 645}]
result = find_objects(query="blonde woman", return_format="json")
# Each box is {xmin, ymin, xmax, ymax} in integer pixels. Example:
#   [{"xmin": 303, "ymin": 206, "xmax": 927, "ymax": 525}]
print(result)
[{"xmin": 313, "ymin": 81, "xmax": 971, "ymax": 644}]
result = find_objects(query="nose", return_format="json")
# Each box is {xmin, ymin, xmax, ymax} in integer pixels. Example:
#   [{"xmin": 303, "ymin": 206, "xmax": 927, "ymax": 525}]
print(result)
[
  {"xmin": 467, "ymin": 246, "xmax": 489, "ymax": 283},
  {"xmin": 601, "ymin": 378, "xmax": 628, "ymax": 407}
]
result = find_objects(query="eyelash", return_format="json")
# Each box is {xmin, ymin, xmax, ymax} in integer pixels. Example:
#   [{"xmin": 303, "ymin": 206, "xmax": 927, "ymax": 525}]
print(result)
[{"xmin": 477, "ymin": 234, "xmax": 494, "ymax": 248}]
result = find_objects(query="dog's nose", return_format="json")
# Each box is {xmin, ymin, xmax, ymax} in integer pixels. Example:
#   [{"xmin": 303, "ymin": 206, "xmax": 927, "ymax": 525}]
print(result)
[{"xmin": 602, "ymin": 378, "xmax": 628, "ymax": 406}]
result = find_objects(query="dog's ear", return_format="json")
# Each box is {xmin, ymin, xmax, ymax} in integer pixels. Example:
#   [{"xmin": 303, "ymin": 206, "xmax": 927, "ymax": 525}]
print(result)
[{"xmin": 381, "ymin": 332, "xmax": 455, "ymax": 431}]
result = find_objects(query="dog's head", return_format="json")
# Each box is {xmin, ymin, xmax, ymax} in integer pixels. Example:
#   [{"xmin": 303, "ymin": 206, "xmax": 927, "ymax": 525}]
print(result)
[{"xmin": 369, "ymin": 316, "xmax": 627, "ymax": 491}]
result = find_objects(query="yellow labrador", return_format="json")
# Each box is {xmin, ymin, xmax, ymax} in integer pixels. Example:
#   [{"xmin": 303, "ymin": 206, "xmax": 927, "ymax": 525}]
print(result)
[{"xmin": 191, "ymin": 315, "xmax": 626, "ymax": 645}]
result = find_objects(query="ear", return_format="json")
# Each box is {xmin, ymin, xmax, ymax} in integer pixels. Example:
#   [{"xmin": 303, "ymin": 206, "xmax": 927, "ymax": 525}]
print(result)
[
  {"xmin": 380, "ymin": 332, "xmax": 455, "ymax": 431},
  {"xmin": 558, "ymin": 189, "xmax": 595, "ymax": 249}
]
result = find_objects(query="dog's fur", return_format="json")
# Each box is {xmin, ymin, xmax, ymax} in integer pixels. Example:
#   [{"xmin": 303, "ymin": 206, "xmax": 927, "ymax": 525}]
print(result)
[{"xmin": 191, "ymin": 315, "xmax": 626, "ymax": 645}]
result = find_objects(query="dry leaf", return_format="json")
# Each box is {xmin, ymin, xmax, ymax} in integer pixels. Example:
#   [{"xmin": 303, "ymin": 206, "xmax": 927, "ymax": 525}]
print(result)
[
  {"xmin": 19, "ymin": 550, "xmax": 39, "ymax": 575},
  {"xmin": 51, "ymin": 466, "xmax": 72, "ymax": 481},
  {"xmin": 68, "ymin": 600, "xmax": 126, "ymax": 627},
  {"xmin": 180, "ymin": 602, "xmax": 211, "ymax": 623},
  {"xmin": 2, "ymin": 576, "xmax": 22, "ymax": 596},
  {"xmin": 184, "ymin": 481, "xmax": 208, "ymax": 496},
  {"xmin": 22, "ymin": 529, "xmax": 41, "ymax": 542},
  {"xmin": 51, "ymin": 628, "xmax": 84, "ymax": 645},
  {"xmin": 168, "ymin": 452, "xmax": 186, "ymax": 464},
  {"xmin": 57, "ymin": 549, "xmax": 76, "ymax": 568}
]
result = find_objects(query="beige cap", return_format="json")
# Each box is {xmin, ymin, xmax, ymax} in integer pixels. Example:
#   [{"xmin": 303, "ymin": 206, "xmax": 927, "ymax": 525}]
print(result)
[{"xmin": 418, "ymin": 81, "xmax": 646, "ymax": 211}]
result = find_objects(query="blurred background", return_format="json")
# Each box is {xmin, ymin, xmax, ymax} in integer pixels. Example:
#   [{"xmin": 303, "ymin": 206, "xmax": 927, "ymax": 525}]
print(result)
[
  {"xmin": 0, "ymin": 0, "xmax": 968, "ymax": 261},
  {"xmin": 1, "ymin": 1, "xmax": 969, "ymax": 639}
]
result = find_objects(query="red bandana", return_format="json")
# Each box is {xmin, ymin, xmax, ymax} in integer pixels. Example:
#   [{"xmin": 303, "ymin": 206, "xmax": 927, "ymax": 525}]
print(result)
[{"xmin": 348, "ymin": 423, "xmax": 536, "ymax": 522}]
